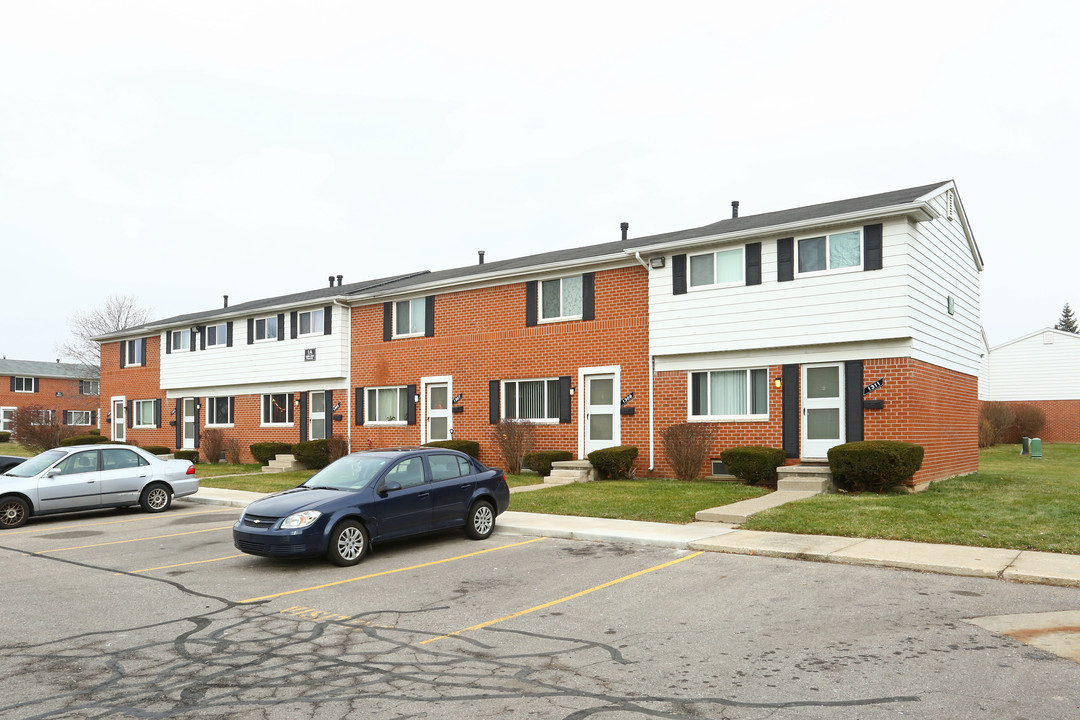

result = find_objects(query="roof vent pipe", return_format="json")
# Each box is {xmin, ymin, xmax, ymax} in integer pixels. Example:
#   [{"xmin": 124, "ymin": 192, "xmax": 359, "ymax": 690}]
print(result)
[
  {"xmin": 478, "ymin": 250, "xmax": 485, "ymax": 265},
  {"xmin": 620, "ymin": 222, "xmax": 629, "ymax": 241},
  {"xmin": 336, "ymin": 275, "xmax": 343, "ymax": 287},
  {"xmin": 223, "ymin": 295, "xmax": 229, "ymax": 308},
  {"xmin": 731, "ymin": 201, "xmax": 739, "ymax": 219},
  {"xmin": 328, "ymin": 275, "xmax": 335, "ymax": 288}
]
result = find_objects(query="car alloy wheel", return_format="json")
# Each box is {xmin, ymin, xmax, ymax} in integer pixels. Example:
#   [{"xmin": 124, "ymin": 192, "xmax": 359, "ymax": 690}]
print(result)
[
  {"xmin": 0, "ymin": 497, "xmax": 28, "ymax": 529},
  {"xmin": 327, "ymin": 520, "xmax": 369, "ymax": 566},
  {"xmin": 140, "ymin": 483, "xmax": 172, "ymax": 513},
  {"xmin": 466, "ymin": 500, "xmax": 494, "ymax": 540}
]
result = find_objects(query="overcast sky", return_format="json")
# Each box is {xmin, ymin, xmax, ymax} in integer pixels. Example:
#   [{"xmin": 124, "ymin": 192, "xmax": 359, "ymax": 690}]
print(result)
[{"xmin": 2, "ymin": 0, "xmax": 1077, "ymax": 363}]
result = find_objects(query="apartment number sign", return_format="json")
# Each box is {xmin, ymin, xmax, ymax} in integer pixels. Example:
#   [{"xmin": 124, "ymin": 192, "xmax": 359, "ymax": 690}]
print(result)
[{"xmin": 863, "ymin": 378, "xmax": 885, "ymax": 395}]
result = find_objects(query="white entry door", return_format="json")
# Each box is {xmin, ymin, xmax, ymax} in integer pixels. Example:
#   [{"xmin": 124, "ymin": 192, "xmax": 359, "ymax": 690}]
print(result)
[
  {"xmin": 112, "ymin": 399, "xmax": 126, "ymax": 442},
  {"xmin": 309, "ymin": 391, "xmax": 326, "ymax": 440},
  {"xmin": 425, "ymin": 381, "xmax": 451, "ymax": 443},
  {"xmin": 583, "ymin": 372, "xmax": 619, "ymax": 456},
  {"xmin": 801, "ymin": 363, "xmax": 845, "ymax": 459},
  {"xmin": 0, "ymin": 407, "xmax": 14, "ymax": 434},
  {"xmin": 183, "ymin": 398, "xmax": 197, "ymax": 449}
]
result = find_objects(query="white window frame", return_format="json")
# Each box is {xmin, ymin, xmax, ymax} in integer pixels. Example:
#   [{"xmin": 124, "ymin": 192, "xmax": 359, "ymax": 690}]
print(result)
[
  {"xmin": 66, "ymin": 410, "xmax": 92, "ymax": 426},
  {"xmin": 392, "ymin": 299, "xmax": 426, "ymax": 338},
  {"xmin": 254, "ymin": 316, "xmax": 279, "ymax": 342},
  {"xmin": 689, "ymin": 246, "xmax": 745, "ymax": 289},
  {"xmin": 79, "ymin": 380, "xmax": 99, "ymax": 396},
  {"xmin": 502, "ymin": 378, "xmax": 561, "ymax": 423},
  {"xmin": 125, "ymin": 339, "xmax": 145, "ymax": 366},
  {"xmin": 205, "ymin": 323, "xmax": 228, "ymax": 348},
  {"xmin": 13, "ymin": 376, "xmax": 34, "ymax": 393},
  {"xmin": 133, "ymin": 400, "xmax": 157, "ymax": 429},
  {"xmin": 298, "ymin": 308, "xmax": 324, "ymax": 337},
  {"xmin": 206, "ymin": 396, "xmax": 234, "ymax": 427},
  {"xmin": 30, "ymin": 409, "xmax": 55, "ymax": 426},
  {"xmin": 539, "ymin": 276, "xmax": 583, "ymax": 322},
  {"xmin": 261, "ymin": 393, "xmax": 292, "ymax": 426},
  {"xmin": 366, "ymin": 386, "xmax": 409, "ymax": 426},
  {"xmin": 794, "ymin": 228, "xmax": 863, "ymax": 277},
  {"xmin": 171, "ymin": 329, "xmax": 191, "ymax": 352},
  {"xmin": 688, "ymin": 368, "xmax": 770, "ymax": 421}
]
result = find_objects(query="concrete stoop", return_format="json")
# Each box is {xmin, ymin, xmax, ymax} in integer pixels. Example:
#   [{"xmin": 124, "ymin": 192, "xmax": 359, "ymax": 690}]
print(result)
[
  {"xmin": 545, "ymin": 460, "xmax": 598, "ymax": 485},
  {"xmin": 777, "ymin": 464, "xmax": 834, "ymax": 493},
  {"xmin": 262, "ymin": 454, "xmax": 304, "ymax": 473},
  {"xmin": 695, "ymin": 490, "xmax": 819, "ymax": 524}
]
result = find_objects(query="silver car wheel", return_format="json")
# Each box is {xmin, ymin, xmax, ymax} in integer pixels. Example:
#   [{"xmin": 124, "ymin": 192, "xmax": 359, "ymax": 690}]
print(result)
[
  {"xmin": 146, "ymin": 487, "xmax": 169, "ymax": 510},
  {"xmin": 337, "ymin": 525, "xmax": 365, "ymax": 560},
  {"xmin": 466, "ymin": 501, "xmax": 495, "ymax": 540},
  {"xmin": 0, "ymin": 497, "xmax": 28, "ymax": 529}
]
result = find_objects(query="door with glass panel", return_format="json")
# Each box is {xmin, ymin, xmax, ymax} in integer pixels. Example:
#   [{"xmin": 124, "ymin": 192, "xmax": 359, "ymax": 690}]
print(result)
[
  {"xmin": 801, "ymin": 363, "xmax": 844, "ymax": 459},
  {"xmin": 309, "ymin": 391, "xmax": 326, "ymax": 440},
  {"xmin": 183, "ymin": 398, "xmax": 197, "ymax": 449},
  {"xmin": 0, "ymin": 407, "xmax": 14, "ymax": 435},
  {"xmin": 584, "ymin": 374, "xmax": 618, "ymax": 455},
  {"xmin": 426, "ymin": 383, "xmax": 451, "ymax": 443},
  {"xmin": 112, "ymin": 399, "xmax": 126, "ymax": 442}
]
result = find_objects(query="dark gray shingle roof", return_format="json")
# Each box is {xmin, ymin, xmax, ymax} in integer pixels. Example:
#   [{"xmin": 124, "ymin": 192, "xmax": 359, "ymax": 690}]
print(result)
[{"xmin": 0, "ymin": 359, "xmax": 99, "ymax": 380}]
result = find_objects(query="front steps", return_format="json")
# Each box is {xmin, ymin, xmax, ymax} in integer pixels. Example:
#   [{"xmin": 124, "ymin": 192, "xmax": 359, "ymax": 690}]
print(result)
[
  {"xmin": 262, "ymin": 454, "xmax": 304, "ymax": 473},
  {"xmin": 777, "ymin": 464, "xmax": 834, "ymax": 493},
  {"xmin": 696, "ymin": 464, "xmax": 834, "ymax": 524},
  {"xmin": 545, "ymin": 460, "xmax": 598, "ymax": 484}
]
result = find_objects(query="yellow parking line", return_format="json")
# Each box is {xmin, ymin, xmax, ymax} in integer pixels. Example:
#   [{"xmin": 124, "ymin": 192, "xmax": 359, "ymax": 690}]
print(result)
[
  {"xmin": 420, "ymin": 551, "xmax": 703, "ymax": 645},
  {"xmin": 3, "ymin": 508, "xmax": 236, "ymax": 536},
  {"xmin": 31, "ymin": 526, "xmax": 232, "ymax": 554},
  {"xmin": 122, "ymin": 554, "xmax": 247, "ymax": 574},
  {"xmin": 240, "ymin": 537, "xmax": 547, "ymax": 604}
]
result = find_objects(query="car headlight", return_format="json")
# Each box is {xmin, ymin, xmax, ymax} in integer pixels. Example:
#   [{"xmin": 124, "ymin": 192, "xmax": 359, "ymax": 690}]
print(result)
[{"xmin": 281, "ymin": 510, "xmax": 322, "ymax": 529}]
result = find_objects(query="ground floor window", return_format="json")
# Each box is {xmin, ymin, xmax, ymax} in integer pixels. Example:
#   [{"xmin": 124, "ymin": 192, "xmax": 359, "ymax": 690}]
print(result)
[
  {"xmin": 690, "ymin": 368, "xmax": 769, "ymax": 419},
  {"xmin": 504, "ymin": 378, "xmax": 560, "ymax": 421},
  {"xmin": 367, "ymin": 386, "xmax": 408, "ymax": 424},
  {"xmin": 133, "ymin": 400, "xmax": 158, "ymax": 428},
  {"xmin": 262, "ymin": 393, "xmax": 293, "ymax": 425},
  {"xmin": 207, "ymin": 397, "xmax": 234, "ymax": 426},
  {"xmin": 65, "ymin": 411, "xmax": 92, "ymax": 426}
]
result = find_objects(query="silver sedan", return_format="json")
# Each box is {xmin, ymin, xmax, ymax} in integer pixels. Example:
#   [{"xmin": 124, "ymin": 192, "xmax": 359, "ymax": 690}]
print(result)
[{"xmin": 0, "ymin": 444, "xmax": 198, "ymax": 529}]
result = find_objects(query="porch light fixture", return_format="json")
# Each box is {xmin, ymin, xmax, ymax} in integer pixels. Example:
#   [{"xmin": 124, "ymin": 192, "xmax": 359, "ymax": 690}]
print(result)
[
  {"xmin": 774, "ymin": 377, "xmax": 782, "ymax": 389},
  {"xmin": 649, "ymin": 257, "xmax": 666, "ymax": 269},
  {"xmin": 569, "ymin": 387, "xmax": 575, "ymax": 396},
  {"xmin": 414, "ymin": 393, "xmax": 421, "ymax": 403}
]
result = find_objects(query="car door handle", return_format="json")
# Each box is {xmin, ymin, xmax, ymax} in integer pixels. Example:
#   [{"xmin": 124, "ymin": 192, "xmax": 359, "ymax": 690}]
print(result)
[{"xmin": 417, "ymin": 492, "xmax": 430, "ymax": 498}]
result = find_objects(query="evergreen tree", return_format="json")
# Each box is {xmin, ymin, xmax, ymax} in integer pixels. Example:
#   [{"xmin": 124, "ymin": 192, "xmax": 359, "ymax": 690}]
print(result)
[{"xmin": 1055, "ymin": 303, "xmax": 1079, "ymax": 333}]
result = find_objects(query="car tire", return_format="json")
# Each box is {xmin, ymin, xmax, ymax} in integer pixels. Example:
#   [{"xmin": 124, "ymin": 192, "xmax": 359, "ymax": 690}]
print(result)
[
  {"xmin": 465, "ymin": 500, "xmax": 495, "ymax": 540},
  {"xmin": 0, "ymin": 496, "xmax": 29, "ymax": 530},
  {"xmin": 140, "ymin": 483, "xmax": 172, "ymax": 513},
  {"xmin": 327, "ymin": 520, "xmax": 369, "ymax": 567}
]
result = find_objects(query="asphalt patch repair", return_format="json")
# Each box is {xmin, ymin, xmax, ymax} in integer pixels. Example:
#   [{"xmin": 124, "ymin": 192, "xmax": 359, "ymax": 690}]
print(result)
[{"xmin": 967, "ymin": 610, "xmax": 1080, "ymax": 663}]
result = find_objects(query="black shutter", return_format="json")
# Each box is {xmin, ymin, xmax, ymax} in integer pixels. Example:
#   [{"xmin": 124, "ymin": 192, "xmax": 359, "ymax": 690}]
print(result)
[
  {"xmin": 247, "ymin": 318, "xmax": 254, "ymax": 345},
  {"xmin": 863, "ymin": 223, "xmax": 883, "ymax": 271},
  {"xmin": 581, "ymin": 273, "xmax": 595, "ymax": 321},
  {"xmin": 777, "ymin": 238, "xmax": 794, "ymax": 281},
  {"xmin": 745, "ymin": 242, "xmax": 762, "ymax": 286},
  {"xmin": 226, "ymin": 322, "xmax": 233, "ymax": 347},
  {"xmin": 287, "ymin": 394, "xmax": 294, "ymax": 423},
  {"xmin": 424, "ymin": 296, "xmax": 435, "ymax": 337},
  {"xmin": 781, "ymin": 364, "xmax": 799, "ymax": 458},
  {"xmin": 8, "ymin": 377, "xmax": 13, "ymax": 391},
  {"xmin": 489, "ymin": 380, "xmax": 500, "ymax": 424},
  {"xmin": 33, "ymin": 378, "xmax": 39, "ymax": 393},
  {"xmin": 355, "ymin": 387, "xmax": 364, "ymax": 426},
  {"xmin": 325, "ymin": 390, "xmax": 334, "ymax": 436},
  {"xmin": 62, "ymin": 411, "xmax": 68, "ymax": 426},
  {"xmin": 525, "ymin": 281, "xmax": 538, "ymax": 327},
  {"xmin": 672, "ymin": 254, "xmax": 687, "ymax": 295},
  {"xmin": 383, "ymin": 302, "xmax": 393, "ymax": 341},
  {"xmin": 91, "ymin": 410, "xmax": 97, "ymax": 426},
  {"xmin": 277, "ymin": 314, "xmax": 285, "ymax": 341},
  {"xmin": 845, "ymin": 360, "xmax": 864, "ymax": 443},
  {"xmin": 290, "ymin": 311, "xmax": 298, "ymax": 339},
  {"xmin": 127, "ymin": 400, "xmax": 134, "ymax": 429},
  {"xmin": 154, "ymin": 399, "xmax": 161, "ymax": 428},
  {"xmin": 406, "ymin": 384, "xmax": 417, "ymax": 425},
  {"xmin": 228, "ymin": 397, "xmax": 235, "ymax": 424},
  {"xmin": 120, "ymin": 342, "xmax": 126, "ymax": 368},
  {"xmin": 198, "ymin": 328, "xmax": 205, "ymax": 350},
  {"xmin": 323, "ymin": 305, "xmax": 332, "ymax": 335},
  {"xmin": 175, "ymin": 399, "xmax": 182, "ymax": 448},
  {"xmin": 165, "ymin": 331, "xmax": 172, "ymax": 354},
  {"xmin": 559, "ymin": 376, "xmax": 572, "ymax": 423},
  {"xmin": 299, "ymin": 393, "xmax": 308, "ymax": 442}
]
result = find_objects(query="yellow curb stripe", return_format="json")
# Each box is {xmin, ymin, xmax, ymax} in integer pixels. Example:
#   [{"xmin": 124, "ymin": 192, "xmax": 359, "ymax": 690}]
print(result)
[
  {"xmin": 32, "ymin": 525, "xmax": 232, "ymax": 554},
  {"xmin": 121, "ymin": 554, "xmax": 247, "ymax": 574},
  {"xmin": 239, "ymin": 537, "xmax": 547, "ymax": 604},
  {"xmin": 419, "ymin": 550, "xmax": 703, "ymax": 645}
]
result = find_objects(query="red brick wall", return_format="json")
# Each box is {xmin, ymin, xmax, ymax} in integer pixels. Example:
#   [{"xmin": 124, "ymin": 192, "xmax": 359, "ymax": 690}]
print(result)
[
  {"xmin": 984, "ymin": 399, "xmax": 1080, "ymax": 442},
  {"xmin": 0, "ymin": 375, "xmax": 99, "ymax": 432},
  {"xmin": 350, "ymin": 265, "xmax": 651, "ymax": 471}
]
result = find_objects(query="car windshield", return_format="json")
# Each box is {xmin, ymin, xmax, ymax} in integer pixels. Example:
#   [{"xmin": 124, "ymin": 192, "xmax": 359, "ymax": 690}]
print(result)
[
  {"xmin": 4, "ymin": 450, "xmax": 65, "ymax": 478},
  {"xmin": 302, "ymin": 455, "xmax": 391, "ymax": 491}
]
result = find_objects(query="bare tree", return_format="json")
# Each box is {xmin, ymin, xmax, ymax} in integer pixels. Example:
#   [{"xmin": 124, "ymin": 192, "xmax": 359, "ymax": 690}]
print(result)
[{"xmin": 57, "ymin": 295, "xmax": 153, "ymax": 369}]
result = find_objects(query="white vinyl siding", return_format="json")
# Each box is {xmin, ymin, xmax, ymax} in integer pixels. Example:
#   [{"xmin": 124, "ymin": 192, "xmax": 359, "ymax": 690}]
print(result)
[{"xmin": 983, "ymin": 330, "xmax": 1080, "ymax": 401}]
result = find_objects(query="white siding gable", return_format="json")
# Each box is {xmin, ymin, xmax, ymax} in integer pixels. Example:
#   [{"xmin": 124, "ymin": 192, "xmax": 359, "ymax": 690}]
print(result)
[{"xmin": 984, "ymin": 329, "xmax": 1080, "ymax": 401}]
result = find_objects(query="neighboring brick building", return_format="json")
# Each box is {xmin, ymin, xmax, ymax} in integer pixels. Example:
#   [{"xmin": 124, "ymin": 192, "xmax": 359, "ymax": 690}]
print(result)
[
  {"xmin": 95, "ymin": 181, "xmax": 983, "ymax": 486},
  {"xmin": 0, "ymin": 358, "xmax": 100, "ymax": 436}
]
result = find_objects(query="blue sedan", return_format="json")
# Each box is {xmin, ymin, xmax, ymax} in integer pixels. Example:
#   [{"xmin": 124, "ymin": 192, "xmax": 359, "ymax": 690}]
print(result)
[{"xmin": 233, "ymin": 447, "xmax": 511, "ymax": 566}]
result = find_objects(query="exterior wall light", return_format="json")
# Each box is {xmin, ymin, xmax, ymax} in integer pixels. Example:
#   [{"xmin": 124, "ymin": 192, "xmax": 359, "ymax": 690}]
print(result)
[
  {"xmin": 774, "ymin": 378, "xmax": 783, "ymax": 389},
  {"xmin": 649, "ymin": 257, "xmax": 666, "ymax": 269}
]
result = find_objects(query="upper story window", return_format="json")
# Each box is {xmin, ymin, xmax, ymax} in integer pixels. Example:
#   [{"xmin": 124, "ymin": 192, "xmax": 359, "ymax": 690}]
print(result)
[
  {"xmin": 366, "ymin": 386, "xmax": 409, "ymax": 424},
  {"xmin": 541, "ymin": 276, "xmax": 582, "ymax": 321},
  {"xmin": 504, "ymin": 378, "xmax": 561, "ymax": 422},
  {"xmin": 13, "ymin": 376, "xmax": 35, "ymax": 393},
  {"xmin": 79, "ymin": 380, "xmax": 99, "ymax": 396},
  {"xmin": 206, "ymin": 323, "xmax": 228, "ymax": 348},
  {"xmin": 394, "ymin": 299, "xmax": 426, "ymax": 337},
  {"xmin": 797, "ymin": 230, "xmax": 861, "ymax": 275},
  {"xmin": 299, "ymin": 308, "xmax": 324, "ymax": 336},
  {"xmin": 171, "ymin": 329, "xmax": 191, "ymax": 352},
  {"xmin": 254, "ymin": 316, "xmax": 279, "ymax": 342},
  {"xmin": 690, "ymin": 247, "xmax": 744, "ymax": 288},
  {"xmin": 124, "ymin": 339, "xmax": 145, "ymax": 367},
  {"xmin": 690, "ymin": 368, "xmax": 769, "ymax": 420}
]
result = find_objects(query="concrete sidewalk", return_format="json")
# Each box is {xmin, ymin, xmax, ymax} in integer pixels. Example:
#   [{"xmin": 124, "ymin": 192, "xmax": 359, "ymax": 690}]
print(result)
[{"xmin": 186, "ymin": 486, "xmax": 1080, "ymax": 589}]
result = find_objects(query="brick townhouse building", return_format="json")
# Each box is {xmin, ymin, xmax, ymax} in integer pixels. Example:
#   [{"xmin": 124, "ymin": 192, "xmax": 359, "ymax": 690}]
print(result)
[
  {"xmin": 95, "ymin": 180, "xmax": 982, "ymax": 487},
  {"xmin": 0, "ymin": 359, "xmax": 100, "ymax": 435}
]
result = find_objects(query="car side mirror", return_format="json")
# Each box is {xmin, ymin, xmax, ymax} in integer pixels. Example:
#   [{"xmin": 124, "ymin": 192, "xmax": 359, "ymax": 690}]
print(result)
[
  {"xmin": 379, "ymin": 480, "xmax": 403, "ymax": 495},
  {"xmin": 45, "ymin": 468, "xmax": 60, "ymax": 478}
]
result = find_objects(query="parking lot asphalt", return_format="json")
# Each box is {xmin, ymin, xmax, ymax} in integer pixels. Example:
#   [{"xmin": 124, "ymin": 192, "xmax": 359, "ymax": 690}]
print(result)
[{"xmin": 190, "ymin": 485, "xmax": 1080, "ymax": 588}]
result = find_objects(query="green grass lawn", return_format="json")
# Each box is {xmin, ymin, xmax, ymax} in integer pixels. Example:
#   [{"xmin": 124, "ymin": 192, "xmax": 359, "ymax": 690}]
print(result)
[
  {"xmin": 744, "ymin": 443, "xmax": 1080, "ymax": 554},
  {"xmin": 193, "ymin": 462, "xmax": 263, "ymax": 478},
  {"xmin": 200, "ymin": 469, "xmax": 317, "ymax": 494},
  {"xmin": 0, "ymin": 443, "xmax": 38, "ymax": 458}
]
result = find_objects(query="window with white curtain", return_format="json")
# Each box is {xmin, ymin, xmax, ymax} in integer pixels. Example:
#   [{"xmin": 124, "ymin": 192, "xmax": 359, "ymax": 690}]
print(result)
[
  {"xmin": 503, "ymin": 379, "xmax": 560, "ymax": 421},
  {"xmin": 366, "ymin": 386, "xmax": 409, "ymax": 424},
  {"xmin": 689, "ymin": 369, "xmax": 769, "ymax": 419},
  {"xmin": 689, "ymin": 246, "xmax": 744, "ymax": 287},
  {"xmin": 540, "ymin": 276, "xmax": 582, "ymax": 321}
]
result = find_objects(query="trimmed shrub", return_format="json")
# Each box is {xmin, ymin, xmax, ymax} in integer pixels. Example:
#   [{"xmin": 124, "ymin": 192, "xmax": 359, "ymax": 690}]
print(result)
[
  {"xmin": 0, "ymin": 431, "xmax": 9, "ymax": 443},
  {"xmin": 491, "ymin": 419, "xmax": 535, "ymax": 475},
  {"xmin": 523, "ymin": 450, "xmax": 573, "ymax": 477},
  {"xmin": 327, "ymin": 434, "xmax": 349, "ymax": 462},
  {"xmin": 720, "ymin": 446, "xmax": 785, "ymax": 488},
  {"xmin": 661, "ymin": 423, "xmax": 712, "ymax": 481},
  {"xmin": 88, "ymin": 429, "xmax": 101, "ymax": 436},
  {"xmin": 588, "ymin": 446, "xmax": 638, "ymax": 479},
  {"xmin": 828, "ymin": 441, "xmax": 925, "ymax": 493},
  {"xmin": 200, "ymin": 428, "xmax": 225, "ymax": 464},
  {"xmin": 250, "ymin": 442, "xmax": 294, "ymax": 466},
  {"xmin": 174, "ymin": 450, "xmax": 200, "ymax": 463},
  {"xmin": 60, "ymin": 434, "xmax": 115, "ymax": 447},
  {"xmin": 425, "ymin": 439, "xmax": 481, "ymax": 460},
  {"xmin": 142, "ymin": 446, "xmax": 171, "ymax": 456},
  {"xmin": 294, "ymin": 439, "xmax": 331, "ymax": 469}
]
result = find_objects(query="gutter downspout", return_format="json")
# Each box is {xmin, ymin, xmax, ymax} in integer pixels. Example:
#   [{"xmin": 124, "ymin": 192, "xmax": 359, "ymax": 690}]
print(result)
[
  {"xmin": 633, "ymin": 252, "xmax": 656, "ymax": 471},
  {"xmin": 332, "ymin": 299, "xmax": 352, "ymax": 450}
]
